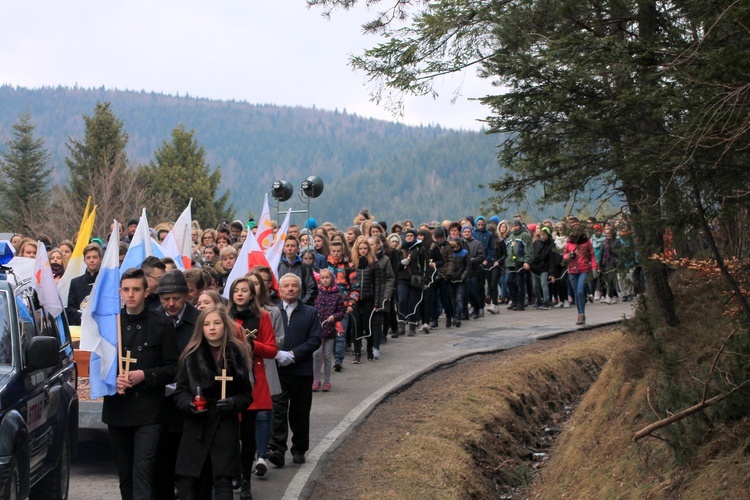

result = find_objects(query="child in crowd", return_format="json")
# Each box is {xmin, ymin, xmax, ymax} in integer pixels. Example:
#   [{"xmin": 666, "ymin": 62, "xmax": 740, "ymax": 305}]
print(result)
[{"xmin": 312, "ymin": 269, "xmax": 346, "ymax": 391}]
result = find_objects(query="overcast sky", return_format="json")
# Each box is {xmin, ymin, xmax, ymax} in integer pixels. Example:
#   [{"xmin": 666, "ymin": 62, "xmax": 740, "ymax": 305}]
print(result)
[{"xmin": 1, "ymin": 1, "xmax": 492, "ymax": 131}]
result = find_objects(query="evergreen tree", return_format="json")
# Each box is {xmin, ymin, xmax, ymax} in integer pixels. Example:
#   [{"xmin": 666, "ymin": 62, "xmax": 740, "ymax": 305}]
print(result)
[
  {"xmin": 65, "ymin": 101, "xmax": 129, "ymax": 211},
  {"xmin": 144, "ymin": 125, "xmax": 234, "ymax": 227},
  {"xmin": 0, "ymin": 113, "xmax": 51, "ymax": 232}
]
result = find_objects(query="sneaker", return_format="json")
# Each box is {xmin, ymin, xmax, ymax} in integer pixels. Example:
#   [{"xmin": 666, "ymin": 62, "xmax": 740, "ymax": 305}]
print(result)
[
  {"xmin": 352, "ymin": 355, "xmax": 361, "ymax": 364},
  {"xmin": 372, "ymin": 348, "xmax": 380, "ymax": 359},
  {"xmin": 611, "ymin": 296, "xmax": 619, "ymax": 304},
  {"xmin": 312, "ymin": 380, "xmax": 321, "ymax": 391},
  {"xmin": 594, "ymin": 291, "xmax": 601, "ymax": 301},
  {"xmin": 587, "ymin": 294, "xmax": 593, "ymax": 303},
  {"xmin": 507, "ymin": 302, "xmax": 516, "ymax": 310},
  {"xmin": 334, "ymin": 363, "xmax": 342, "ymax": 372},
  {"xmin": 554, "ymin": 301, "xmax": 565, "ymax": 308},
  {"xmin": 533, "ymin": 303, "xmax": 539, "ymax": 309},
  {"xmin": 563, "ymin": 300, "xmax": 571, "ymax": 308},
  {"xmin": 479, "ymin": 309, "xmax": 485, "ymax": 317},
  {"xmin": 322, "ymin": 382, "xmax": 332, "ymax": 392},
  {"xmin": 254, "ymin": 457, "xmax": 268, "ymax": 477},
  {"xmin": 512, "ymin": 305, "xmax": 526, "ymax": 311},
  {"xmin": 421, "ymin": 323, "xmax": 430, "ymax": 334},
  {"xmin": 367, "ymin": 352, "xmax": 374, "ymax": 361},
  {"xmin": 539, "ymin": 302, "xmax": 550, "ymax": 310},
  {"xmin": 602, "ymin": 297, "xmax": 612, "ymax": 304},
  {"xmin": 429, "ymin": 320, "xmax": 439, "ymax": 329},
  {"xmin": 486, "ymin": 304, "xmax": 498, "ymax": 314}
]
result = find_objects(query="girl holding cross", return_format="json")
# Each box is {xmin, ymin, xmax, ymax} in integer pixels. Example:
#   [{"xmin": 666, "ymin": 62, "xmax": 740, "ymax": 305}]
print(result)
[{"xmin": 173, "ymin": 305, "xmax": 253, "ymax": 500}]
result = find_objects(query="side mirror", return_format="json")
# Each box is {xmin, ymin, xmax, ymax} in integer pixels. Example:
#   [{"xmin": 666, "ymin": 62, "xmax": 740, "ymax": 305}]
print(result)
[{"xmin": 25, "ymin": 336, "xmax": 59, "ymax": 371}]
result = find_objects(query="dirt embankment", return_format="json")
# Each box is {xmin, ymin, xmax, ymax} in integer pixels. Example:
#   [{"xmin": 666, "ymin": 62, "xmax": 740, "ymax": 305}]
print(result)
[{"xmin": 307, "ymin": 327, "xmax": 621, "ymax": 499}]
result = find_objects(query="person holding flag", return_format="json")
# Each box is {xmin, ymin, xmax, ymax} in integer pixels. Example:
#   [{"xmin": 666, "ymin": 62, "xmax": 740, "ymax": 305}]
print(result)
[{"xmin": 102, "ymin": 266, "xmax": 179, "ymax": 500}]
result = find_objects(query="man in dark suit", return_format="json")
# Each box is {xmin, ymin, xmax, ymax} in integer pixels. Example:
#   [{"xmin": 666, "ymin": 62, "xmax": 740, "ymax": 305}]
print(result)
[
  {"xmin": 66, "ymin": 243, "xmax": 101, "ymax": 325},
  {"xmin": 103, "ymin": 268, "xmax": 179, "ymax": 500},
  {"xmin": 266, "ymin": 273, "xmax": 322, "ymax": 467},
  {"xmin": 153, "ymin": 269, "xmax": 201, "ymax": 499}
]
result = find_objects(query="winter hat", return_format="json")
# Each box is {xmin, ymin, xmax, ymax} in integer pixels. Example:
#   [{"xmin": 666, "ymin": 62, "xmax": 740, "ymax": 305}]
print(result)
[
  {"xmin": 527, "ymin": 223, "xmax": 537, "ymax": 233},
  {"xmin": 511, "ymin": 218, "xmax": 523, "ymax": 227},
  {"xmin": 127, "ymin": 218, "xmax": 139, "ymax": 227},
  {"xmin": 387, "ymin": 233, "xmax": 402, "ymax": 248},
  {"xmin": 461, "ymin": 225, "xmax": 473, "ymax": 233},
  {"xmin": 489, "ymin": 215, "xmax": 500, "ymax": 224},
  {"xmin": 405, "ymin": 228, "xmax": 418, "ymax": 237},
  {"xmin": 156, "ymin": 270, "xmax": 189, "ymax": 294},
  {"xmin": 465, "ymin": 215, "xmax": 475, "ymax": 227},
  {"xmin": 541, "ymin": 226, "xmax": 552, "ymax": 235}
]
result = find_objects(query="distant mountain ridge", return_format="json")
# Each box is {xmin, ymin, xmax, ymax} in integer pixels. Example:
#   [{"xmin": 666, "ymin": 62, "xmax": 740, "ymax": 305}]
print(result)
[{"xmin": 0, "ymin": 85, "xmax": 505, "ymax": 228}]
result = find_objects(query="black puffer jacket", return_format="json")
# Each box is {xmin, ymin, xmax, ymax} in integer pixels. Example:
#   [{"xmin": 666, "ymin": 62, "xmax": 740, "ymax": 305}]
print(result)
[
  {"xmin": 531, "ymin": 237, "xmax": 555, "ymax": 274},
  {"xmin": 349, "ymin": 260, "xmax": 384, "ymax": 305}
]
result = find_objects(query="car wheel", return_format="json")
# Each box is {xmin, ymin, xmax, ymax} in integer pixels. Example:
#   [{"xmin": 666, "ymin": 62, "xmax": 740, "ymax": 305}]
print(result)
[
  {"xmin": 30, "ymin": 432, "xmax": 70, "ymax": 500},
  {"xmin": 2, "ymin": 456, "xmax": 20, "ymax": 500}
]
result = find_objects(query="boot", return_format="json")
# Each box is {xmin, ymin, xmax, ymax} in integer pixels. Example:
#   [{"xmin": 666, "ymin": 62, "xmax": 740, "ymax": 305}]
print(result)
[
  {"xmin": 445, "ymin": 317, "xmax": 452, "ymax": 328},
  {"xmin": 240, "ymin": 478, "xmax": 253, "ymax": 500},
  {"xmin": 396, "ymin": 321, "xmax": 405, "ymax": 338},
  {"xmin": 576, "ymin": 314, "xmax": 585, "ymax": 325},
  {"xmin": 407, "ymin": 323, "xmax": 417, "ymax": 336}
]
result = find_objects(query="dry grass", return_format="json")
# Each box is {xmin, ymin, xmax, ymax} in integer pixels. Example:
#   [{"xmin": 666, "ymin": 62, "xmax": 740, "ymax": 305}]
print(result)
[{"xmin": 309, "ymin": 329, "xmax": 620, "ymax": 499}]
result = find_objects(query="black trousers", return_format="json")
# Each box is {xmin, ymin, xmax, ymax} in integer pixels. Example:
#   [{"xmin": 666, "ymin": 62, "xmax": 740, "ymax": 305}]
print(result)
[
  {"xmin": 108, "ymin": 423, "xmax": 161, "ymax": 500},
  {"xmin": 270, "ymin": 373, "xmax": 314, "ymax": 455},
  {"xmin": 154, "ymin": 430, "xmax": 181, "ymax": 499},
  {"xmin": 177, "ymin": 456, "xmax": 233, "ymax": 500},
  {"xmin": 240, "ymin": 410, "xmax": 258, "ymax": 478}
]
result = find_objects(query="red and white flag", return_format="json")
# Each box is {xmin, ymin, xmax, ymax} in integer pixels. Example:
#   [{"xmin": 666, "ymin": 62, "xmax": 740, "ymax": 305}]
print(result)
[
  {"xmin": 265, "ymin": 208, "xmax": 291, "ymax": 281},
  {"xmin": 255, "ymin": 194, "xmax": 275, "ymax": 251},
  {"xmin": 222, "ymin": 225, "xmax": 275, "ymax": 299},
  {"xmin": 171, "ymin": 199, "xmax": 193, "ymax": 269}
]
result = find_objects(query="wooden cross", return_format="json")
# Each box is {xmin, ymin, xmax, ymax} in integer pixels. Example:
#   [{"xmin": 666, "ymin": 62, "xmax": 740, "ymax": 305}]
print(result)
[
  {"xmin": 215, "ymin": 368, "xmax": 234, "ymax": 399},
  {"xmin": 244, "ymin": 328, "xmax": 258, "ymax": 341},
  {"xmin": 122, "ymin": 350, "xmax": 138, "ymax": 378}
]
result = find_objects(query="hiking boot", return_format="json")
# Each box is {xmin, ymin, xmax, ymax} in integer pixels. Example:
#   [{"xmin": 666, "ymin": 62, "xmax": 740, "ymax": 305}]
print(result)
[
  {"xmin": 407, "ymin": 323, "xmax": 417, "ymax": 336},
  {"xmin": 576, "ymin": 314, "xmax": 585, "ymax": 325}
]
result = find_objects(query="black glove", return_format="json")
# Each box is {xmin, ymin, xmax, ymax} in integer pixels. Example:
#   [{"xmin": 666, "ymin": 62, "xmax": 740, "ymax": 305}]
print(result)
[
  {"xmin": 188, "ymin": 402, "xmax": 206, "ymax": 415},
  {"xmin": 215, "ymin": 398, "xmax": 237, "ymax": 413}
]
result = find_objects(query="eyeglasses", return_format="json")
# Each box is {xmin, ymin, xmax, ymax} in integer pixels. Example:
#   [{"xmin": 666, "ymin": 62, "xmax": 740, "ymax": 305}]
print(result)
[{"xmin": 146, "ymin": 273, "xmax": 163, "ymax": 282}]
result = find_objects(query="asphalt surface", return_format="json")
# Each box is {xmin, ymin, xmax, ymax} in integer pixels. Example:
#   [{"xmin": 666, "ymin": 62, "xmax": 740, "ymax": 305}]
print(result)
[{"xmin": 70, "ymin": 299, "xmax": 633, "ymax": 499}]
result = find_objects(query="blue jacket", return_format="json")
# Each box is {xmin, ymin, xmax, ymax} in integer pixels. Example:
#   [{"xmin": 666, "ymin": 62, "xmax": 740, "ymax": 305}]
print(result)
[{"xmin": 473, "ymin": 226, "xmax": 495, "ymax": 262}]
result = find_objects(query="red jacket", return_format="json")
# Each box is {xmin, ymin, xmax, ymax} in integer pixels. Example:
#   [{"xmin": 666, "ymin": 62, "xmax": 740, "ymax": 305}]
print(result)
[
  {"xmin": 562, "ymin": 236, "xmax": 597, "ymax": 274},
  {"xmin": 234, "ymin": 311, "xmax": 277, "ymax": 411}
]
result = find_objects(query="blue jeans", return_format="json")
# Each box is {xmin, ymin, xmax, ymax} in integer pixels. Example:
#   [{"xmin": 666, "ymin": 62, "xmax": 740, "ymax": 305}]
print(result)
[
  {"xmin": 334, "ymin": 314, "xmax": 349, "ymax": 365},
  {"xmin": 450, "ymin": 281, "xmax": 466, "ymax": 320},
  {"xmin": 397, "ymin": 282, "xmax": 422, "ymax": 324},
  {"xmin": 466, "ymin": 274, "xmax": 482, "ymax": 313},
  {"xmin": 431, "ymin": 280, "xmax": 453, "ymax": 321},
  {"xmin": 532, "ymin": 271, "xmax": 550, "ymax": 306},
  {"xmin": 506, "ymin": 267, "xmax": 526, "ymax": 306},
  {"xmin": 569, "ymin": 272, "xmax": 589, "ymax": 314},
  {"xmin": 256, "ymin": 410, "xmax": 271, "ymax": 458}
]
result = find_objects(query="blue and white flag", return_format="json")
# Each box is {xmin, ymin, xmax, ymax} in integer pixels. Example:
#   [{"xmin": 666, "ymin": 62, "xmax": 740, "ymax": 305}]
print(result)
[
  {"xmin": 120, "ymin": 208, "xmax": 153, "ymax": 272},
  {"xmin": 79, "ymin": 222, "xmax": 121, "ymax": 398}
]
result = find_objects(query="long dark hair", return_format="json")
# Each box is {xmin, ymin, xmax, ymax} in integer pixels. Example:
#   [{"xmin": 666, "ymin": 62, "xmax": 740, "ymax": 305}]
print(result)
[
  {"xmin": 228, "ymin": 276, "xmax": 264, "ymax": 318},
  {"xmin": 180, "ymin": 305, "xmax": 251, "ymax": 370}
]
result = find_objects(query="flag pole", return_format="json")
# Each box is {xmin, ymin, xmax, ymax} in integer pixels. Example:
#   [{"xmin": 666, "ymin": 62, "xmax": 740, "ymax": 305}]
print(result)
[{"xmin": 117, "ymin": 314, "xmax": 123, "ymax": 375}]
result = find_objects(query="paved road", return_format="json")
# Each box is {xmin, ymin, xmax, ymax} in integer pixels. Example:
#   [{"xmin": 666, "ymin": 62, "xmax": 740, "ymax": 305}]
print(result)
[{"xmin": 70, "ymin": 300, "xmax": 632, "ymax": 499}]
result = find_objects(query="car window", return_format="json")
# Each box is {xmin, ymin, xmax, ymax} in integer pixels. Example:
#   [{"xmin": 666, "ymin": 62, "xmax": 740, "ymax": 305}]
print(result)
[{"xmin": 0, "ymin": 291, "xmax": 12, "ymax": 365}]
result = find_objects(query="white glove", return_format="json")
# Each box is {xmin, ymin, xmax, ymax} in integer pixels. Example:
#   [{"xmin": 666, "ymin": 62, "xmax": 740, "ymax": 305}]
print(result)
[
  {"xmin": 275, "ymin": 350, "xmax": 295, "ymax": 366},
  {"xmin": 401, "ymin": 258, "xmax": 410, "ymax": 266}
]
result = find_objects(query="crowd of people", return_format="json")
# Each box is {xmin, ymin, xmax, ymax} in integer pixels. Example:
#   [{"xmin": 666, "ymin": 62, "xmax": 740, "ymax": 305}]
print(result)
[{"xmin": 6, "ymin": 208, "xmax": 639, "ymax": 499}]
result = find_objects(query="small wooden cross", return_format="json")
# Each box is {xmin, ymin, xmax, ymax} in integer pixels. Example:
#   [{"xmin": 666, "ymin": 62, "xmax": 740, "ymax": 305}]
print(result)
[
  {"xmin": 244, "ymin": 328, "xmax": 258, "ymax": 341},
  {"xmin": 215, "ymin": 368, "xmax": 234, "ymax": 399},
  {"xmin": 122, "ymin": 350, "xmax": 138, "ymax": 378}
]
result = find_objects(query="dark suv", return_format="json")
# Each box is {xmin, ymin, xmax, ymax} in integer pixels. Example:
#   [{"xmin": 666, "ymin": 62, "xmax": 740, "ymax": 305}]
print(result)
[{"xmin": 0, "ymin": 255, "xmax": 78, "ymax": 499}]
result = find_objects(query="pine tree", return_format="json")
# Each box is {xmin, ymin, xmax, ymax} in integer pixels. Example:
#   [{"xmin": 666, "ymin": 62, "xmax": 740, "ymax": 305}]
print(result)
[
  {"xmin": 65, "ymin": 101, "xmax": 129, "ymax": 212},
  {"xmin": 144, "ymin": 125, "xmax": 234, "ymax": 227},
  {"xmin": 0, "ymin": 113, "xmax": 51, "ymax": 232}
]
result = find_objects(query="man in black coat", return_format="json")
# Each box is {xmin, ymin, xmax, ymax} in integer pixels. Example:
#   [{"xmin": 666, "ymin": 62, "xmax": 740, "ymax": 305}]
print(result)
[
  {"xmin": 153, "ymin": 270, "xmax": 201, "ymax": 500},
  {"xmin": 266, "ymin": 273, "xmax": 322, "ymax": 467},
  {"xmin": 102, "ymin": 268, "xmax": 179, "ymax": 500},
  {"xmin": 66, "ymin": 243, "xmax": 101, "ymax": 325}
]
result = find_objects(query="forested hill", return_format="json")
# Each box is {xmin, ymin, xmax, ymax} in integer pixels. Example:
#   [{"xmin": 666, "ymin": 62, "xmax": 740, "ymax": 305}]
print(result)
[{"xmin": 0, "ymin": 85, "xmax": 506, "ymax": 228}]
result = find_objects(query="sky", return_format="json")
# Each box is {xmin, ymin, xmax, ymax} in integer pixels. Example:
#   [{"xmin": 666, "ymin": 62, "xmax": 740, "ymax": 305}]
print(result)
[{"xmin": 0, "ymin": 1, "xmax": 493, "ymax": 131}]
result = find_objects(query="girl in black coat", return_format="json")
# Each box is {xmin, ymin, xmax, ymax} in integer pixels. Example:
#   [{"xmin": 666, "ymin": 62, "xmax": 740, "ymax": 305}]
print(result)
[
  {"xmin": 348, "ymin": 236, "xmax": 384, "ymax": 363},
  {"xmin": 174, "ymin": 306, "xmax": 253, "ymax": 500},
  {"xmin": 530, "ymin": 226, "xmax": 556, "ymax": 309}
]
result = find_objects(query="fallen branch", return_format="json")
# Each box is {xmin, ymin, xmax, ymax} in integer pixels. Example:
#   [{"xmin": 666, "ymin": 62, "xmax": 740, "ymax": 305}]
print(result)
[{"xmin": 633, "ymin": 379, "xmax": 750, "ymax": 441}]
